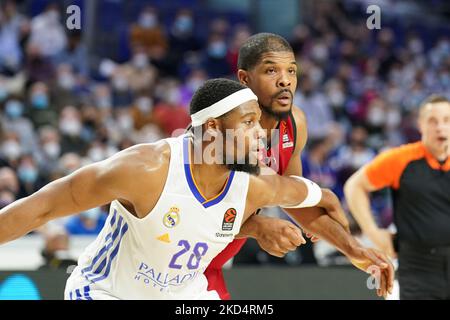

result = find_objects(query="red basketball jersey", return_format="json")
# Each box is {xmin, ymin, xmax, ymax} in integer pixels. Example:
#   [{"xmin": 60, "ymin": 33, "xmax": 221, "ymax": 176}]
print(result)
[{"xmin": 204, "ymin": 112, "xmax": 297, "ymax": 300}]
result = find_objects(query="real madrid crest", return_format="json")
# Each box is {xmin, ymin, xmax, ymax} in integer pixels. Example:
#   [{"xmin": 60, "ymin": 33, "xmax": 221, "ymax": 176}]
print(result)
[{"xmin": 163, "ymin": 206, "xmax": 180, "ymax": 228}]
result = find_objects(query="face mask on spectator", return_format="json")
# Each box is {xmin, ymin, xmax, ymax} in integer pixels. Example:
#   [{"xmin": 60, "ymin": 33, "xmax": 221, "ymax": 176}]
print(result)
[
  {"xmin": 5, "ymin": 100, "xmax": 24, "ymax": 119},
  {"xmin": 208, "ymin": 41, "xmax": 227, "ymax": 59},
  {"xmin": 58, "ymin": 73, "xmax": 76, "ymax": 90},
  {"xmin": 165, "ymin": 88, "xmax": 181, "ymax": 105},
  {"xmin": 328, "ymin": 89, "xmax": 345, "ymax": 107},
  {"xmin": 136, "ymin": 97, "xmax": 153, "ymax": 113},
  {"xmin": 60, "ymin": 119, "xmax": 82, "ymax": 136},
  {"xmin": 139, "ymin": 13, "xmax": 157, "ymax": 29},
  {"xmin": 43, "ymin": 142, "xmax": 61, "ymax": 159},
  {"xmin": 386, "ymin": 108, "xmax": 401, "ymax": 129},
  {"xmin": 31, "ymin": 93, "xmax": 49, "ymax": 109},
  {"xmin": 132, "ymin": 53, "xmax": 149, "ymax": 69},
  {"xmin": 113, "ymin": 76, "xmax": 129, "ymax": 91},
  {"xmin": 0, "ymin": 87, "xmax": 9, "ymax": 102},
  {"xmin": 88, "ymin": 147, "xmax": 105, "ymax": 162},
  {"xmin": 174, "ymin": 16, "xmax": 193, "ymax": 34},
  {"xmin": 117, "ymin": 114, "xmax": 134, "ymax": 132},
  {"xmin": 18, "ymin": 165, "xmax": 38, "ymax": 184},
  {"xmin": 367, "ymin": 106, "xmax": 385, "ymax": 126},
  {"xmin": 1, "ymin": 140, "xmax": 21, "ymax": 160}
]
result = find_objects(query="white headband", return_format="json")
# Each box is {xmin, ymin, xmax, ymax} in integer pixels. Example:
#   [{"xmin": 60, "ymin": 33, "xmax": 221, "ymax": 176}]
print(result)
[{"xmin": 190, "ymin": 88, "xmax": 258, "ymax": 127}]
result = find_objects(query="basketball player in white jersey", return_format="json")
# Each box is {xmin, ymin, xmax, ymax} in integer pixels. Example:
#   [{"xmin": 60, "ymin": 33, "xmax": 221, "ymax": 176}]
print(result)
[{"xmin": 0, "ymin": 79, "xmax": 393, "ymax": 299}]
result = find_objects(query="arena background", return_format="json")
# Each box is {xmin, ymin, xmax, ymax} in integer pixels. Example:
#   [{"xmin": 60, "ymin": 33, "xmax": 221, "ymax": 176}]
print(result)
[{"xmin": 0, "ymin": 0, "xmax": 449, "ymax": 300}]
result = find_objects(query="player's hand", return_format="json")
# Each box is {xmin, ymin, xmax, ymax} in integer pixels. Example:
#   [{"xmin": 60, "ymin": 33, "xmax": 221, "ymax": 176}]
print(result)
[
  {"xmin": 250, "ymin": 215, "xmax": 306, "ymax": 257},
  {"xmin": 317, "ymin": 189, "xmax": 351, "ymax": 233},
  {"xmin": 305, "ymin": 232, "xmax": 320, "ymax": 242},
  {"xmin": 347, "ymin": 246, "xmax": 395, "ymax": 299},
  {"xmin": 367, "ymin": 228, "xmax": 397, "ymax": 259}
]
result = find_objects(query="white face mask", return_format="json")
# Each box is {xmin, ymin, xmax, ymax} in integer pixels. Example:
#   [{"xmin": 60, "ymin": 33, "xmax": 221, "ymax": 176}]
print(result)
[
  {"xmin": 386, "ymin": 108, "xmax": 401, "ymax": 129},
  {"xmin": 1, "ymin": 140, "xmax": 22, "ymax": 160},
  {"xmin": 113, "ymin": 76, "xmax": 129, "ymax": 91},
  {"xmin": 43, "ymin": 142, "xmax": 61, "ymax": 159},
  {"xmin": 117, "ymin": 115, "xmax": 134, "ymax": 132},
  {"xmin": 58, "ymin": 73, "xmax": 76, "ymax": 90},
  {"xmin": 132, "ymin": 53, "xmax": 149, "ymax": 69},
  {"xmin": 136, "ymin": 97, "xmax": 153, "ymax": 113},
  {"xmin": 88, "ymin": 147, "xmax": 105, "ymax": 163},
  {"xmin": 367, "ymin": 106, "xmax": 386, "ymax": 126},
  {"xmin": 328, "ymin": 89, "xmax": 345, "ymax": 107},
  {"xmin": 60, "ymin": 119, "xmax": 82, "ymax": 136}
]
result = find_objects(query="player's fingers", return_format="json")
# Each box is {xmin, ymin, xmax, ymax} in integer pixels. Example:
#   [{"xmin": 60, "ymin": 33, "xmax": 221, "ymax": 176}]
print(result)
[
  {"xmin": 372, "ymin": 250, "xmax": 395, "ymax": 293},
  {"xmin": 286, "ymin": 226, "xmax": 306, "ymax": 246},
  {"xmin": 365, "ymin": 249, "xmax": 388, "ymax": 270},
  {"xmin": 310, "ymin": 236, "xmax": 320, "ymax": 242}
]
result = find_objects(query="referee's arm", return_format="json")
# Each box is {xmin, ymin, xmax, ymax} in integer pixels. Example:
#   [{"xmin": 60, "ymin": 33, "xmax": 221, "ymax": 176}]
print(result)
[{"xmin": 344, "ymin": 151, "xmax": 400, "ymax": 258}]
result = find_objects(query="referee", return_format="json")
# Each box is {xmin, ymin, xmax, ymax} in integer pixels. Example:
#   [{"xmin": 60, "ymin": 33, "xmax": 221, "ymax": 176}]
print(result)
[{"xmin": 344, "ymin": 95, "xmax": 450, "ymax": 300}]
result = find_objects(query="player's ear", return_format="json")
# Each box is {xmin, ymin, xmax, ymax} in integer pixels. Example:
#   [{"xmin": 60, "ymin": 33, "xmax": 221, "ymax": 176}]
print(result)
[
  {"xmin": 237, "ymin": 69, "xmax": 249, "ymax": 85},
  {"xmin": 204, "ymin": 118, "xmax": 221, "ymax": 136}
]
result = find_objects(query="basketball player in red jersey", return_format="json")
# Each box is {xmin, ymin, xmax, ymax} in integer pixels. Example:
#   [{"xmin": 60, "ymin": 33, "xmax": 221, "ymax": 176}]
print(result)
[{"xmin": 205, "ymin": 33, "xmax": 389, "ymax": 299}]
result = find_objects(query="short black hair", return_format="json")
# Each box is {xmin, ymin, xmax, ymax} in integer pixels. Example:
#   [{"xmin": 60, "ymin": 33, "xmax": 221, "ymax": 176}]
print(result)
[
  {"xmin": 190, "ymin": 78, "xmax": 247, "ymax": 116},
  {"xmin": 237, "ymin": 33, "xmax": 293, "ymax": 71}
]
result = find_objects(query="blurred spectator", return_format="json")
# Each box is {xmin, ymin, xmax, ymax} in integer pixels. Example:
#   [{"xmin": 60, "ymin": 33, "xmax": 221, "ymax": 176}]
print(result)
[
  {"xmin": 0, "ymin": 0, "xmax": 29, "ymax": 74},
  {"xmin": 330, "ymin": 126, "xmax": 376, "ymax": 184},
  {"xmin": 27, "ymin": 2, "xmax": 67, "ymax": 58},
  {"xmin": 295, "ymin": 75, "xmax": 334, "ymax": 140},
  {"xmin": 0, "ymin": 166, "xmax": 19, "ymax": 197},
  {"xmin": 58, "ymin": 105, "xmax": 88, "ymax": 155},
  {"xmin": 0, "ymin": 131, "xmax": 22, "ymax": 166},
  {"xmin": 168, "ymin": 8, "xmax": 203, "ymax": 76},
  {"xmin": 54, "ymin": 30, "xmax": 89, "ymax": 79},
  {"xmin": 38, "ymin": 224, "xmax": 77, "ymax": 270},
  {"xmin": 226, "ymin": 25, "xmax": 251, "ymax": 74},
  {"xmin": 130, "ymin": 94, "xmax": 155, "ymax": 130},
  {"xmin": 202, "ymin": 33, "xmax": 232, "ymax": 78},
  {"xmin": 36, "ymin": 125, "xmax": 61, "ymax": 176},
  {"xmin": 1, "ymin": 97, "xmax": 37, "ymax": 154},
  {"xmin": 153, "ymin": 79, "xmax": 190, "ymax": 136},
  {"xmin": 27, "ymin": 81, "xmax": 58, "ymax": 128},
  {"xmin": 0, "ymin": 188, "xmax": 15, "ymax": 209},
  {"xmin": 179, "ymin": 68, "xmax": 207, "ymax": 109},
  {"xmin": 65, "ymin": 207, "xmax": 107, "ymax": 235},
  {"xmin": 16, "ymin": 154, "xmax": 44, "ymax": 197},
  {"xmin": 129, "ymin": 6, "xmax": 168, "ymax": 60},
  {"xmin": 302, "ymin": 137, "xmax": 340, "ymax": 197}
]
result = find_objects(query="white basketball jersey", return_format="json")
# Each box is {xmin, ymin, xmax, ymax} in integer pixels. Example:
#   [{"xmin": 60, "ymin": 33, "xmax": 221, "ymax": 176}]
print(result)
[{"xmin": 65, "ymin": 134, "xmax": 250, "ymax": 300}]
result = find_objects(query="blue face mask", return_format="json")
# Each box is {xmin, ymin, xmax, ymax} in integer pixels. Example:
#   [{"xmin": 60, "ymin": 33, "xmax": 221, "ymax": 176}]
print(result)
[
  {"xmin": 175, "ymin": 16, "xmax": 193, "ymax": 33},
  {"xmin": 18, "ymin": 167, "xmax": 38, "ymax": 184},
  {"xmin": 31, "ymin": 94, "xmax": 49, "ymax": 109},
  {"xmin": 5, "ymin": 100, "xmax": 24, "ymax": 119},
  {"xmin": 208, "ymin": 42, "xmax": 227, "ymax": 59}
]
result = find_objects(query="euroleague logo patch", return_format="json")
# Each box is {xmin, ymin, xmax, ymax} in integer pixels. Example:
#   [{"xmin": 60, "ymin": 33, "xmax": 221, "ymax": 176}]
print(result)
[
  {"xmin": 222, "ymin": 208, "xmax": 237, "ymax": 231},
  {"xmin": 163, "ymin": 206, "xmax": 180, "ymax": 228}
]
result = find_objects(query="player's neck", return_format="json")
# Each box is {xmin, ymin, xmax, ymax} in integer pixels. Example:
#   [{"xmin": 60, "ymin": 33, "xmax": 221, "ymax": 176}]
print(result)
[
  {"xmin": 189, "ymin": 141, "xmax": 230, "ymax": 199},
  {"xmin": 260, "ymin": 110, "xmax": 280, "ymax": 146}
]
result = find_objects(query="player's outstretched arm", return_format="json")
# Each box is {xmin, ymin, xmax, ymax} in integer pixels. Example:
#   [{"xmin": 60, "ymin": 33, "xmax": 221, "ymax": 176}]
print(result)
[
  {"xmin": 247, "ymin": 173, "xmax": 340, "ymax": 215},
  {"xmin": 0, "ymin": 142, "xmax": 167, "ymax": 245}
]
